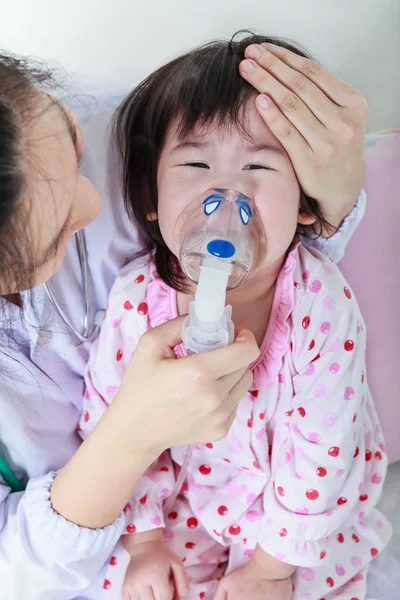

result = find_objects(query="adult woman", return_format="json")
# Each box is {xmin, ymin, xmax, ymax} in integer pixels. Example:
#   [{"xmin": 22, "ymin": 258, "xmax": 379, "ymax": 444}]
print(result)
[{"xmin": 0, "ymin": 45, "xmax": 367, "ymax": 599}]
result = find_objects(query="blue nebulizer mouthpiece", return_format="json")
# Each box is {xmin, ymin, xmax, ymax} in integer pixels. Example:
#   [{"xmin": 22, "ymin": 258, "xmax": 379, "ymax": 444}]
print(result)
[{"xmin": 176, "ymin": 188, "xmax": 263, "ymax": 354}]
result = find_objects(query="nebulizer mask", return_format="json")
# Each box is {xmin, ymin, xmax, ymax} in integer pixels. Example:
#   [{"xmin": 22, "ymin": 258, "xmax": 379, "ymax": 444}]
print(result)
[{"xmin": 176, "ymin": 188, "xmax": 264, "ymax": 353}]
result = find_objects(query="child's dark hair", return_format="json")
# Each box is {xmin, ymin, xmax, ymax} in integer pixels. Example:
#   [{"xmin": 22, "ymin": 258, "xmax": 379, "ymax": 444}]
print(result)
[{"xmin": 114, "ymin": 31, "xmax": 331, "ymax": 292}]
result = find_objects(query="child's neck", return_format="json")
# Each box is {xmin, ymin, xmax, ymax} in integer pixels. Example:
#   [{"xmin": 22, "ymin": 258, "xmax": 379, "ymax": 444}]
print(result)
[{"xmin": 177, "ymin": 261, "xmax": 282, "ymax": 347}]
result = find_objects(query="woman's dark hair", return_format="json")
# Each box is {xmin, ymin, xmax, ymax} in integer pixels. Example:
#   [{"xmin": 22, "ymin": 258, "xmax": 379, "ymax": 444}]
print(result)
[
  {"xmin": 114, "ymin": 31, "xmax": 331, "ymax": 292},
  {"xmin": 0, "ymin": 52, "xmax": 56, "ymax": 297}
]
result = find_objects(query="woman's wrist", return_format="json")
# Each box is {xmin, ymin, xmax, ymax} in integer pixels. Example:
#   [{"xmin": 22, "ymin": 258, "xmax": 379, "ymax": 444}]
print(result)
[
  {"xmin": 51, "ymin": 404, "xmax": 158, "ymax": 529},
  {"xmin": 318, "ymin": 196, "xmax": 358, "ymax": 238}
]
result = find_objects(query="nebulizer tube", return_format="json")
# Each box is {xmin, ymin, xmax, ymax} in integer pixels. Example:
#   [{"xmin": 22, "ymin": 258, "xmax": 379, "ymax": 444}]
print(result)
[{"xmin": 164, "ymin": 189, "xmax": 263, "ymax": 513}]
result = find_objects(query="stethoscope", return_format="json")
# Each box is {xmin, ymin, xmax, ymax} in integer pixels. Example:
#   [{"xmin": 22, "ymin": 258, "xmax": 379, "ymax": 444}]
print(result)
[
  {"xmin": 43, "ymin": 229, "xmax": 105, "ymax": 345},
  {"xmin": 0, "ymin": 230, "xmax": 104, "ymax": 491}
]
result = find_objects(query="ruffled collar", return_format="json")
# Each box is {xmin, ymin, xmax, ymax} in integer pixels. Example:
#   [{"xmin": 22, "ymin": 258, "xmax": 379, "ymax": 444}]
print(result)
[{"xmin": 147, "ymin": 242, "xmax": 298, "ymax": 390}]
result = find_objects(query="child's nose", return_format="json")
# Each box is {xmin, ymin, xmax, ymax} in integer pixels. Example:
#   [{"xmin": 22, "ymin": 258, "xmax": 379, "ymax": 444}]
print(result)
[{"xmin": 210, "ymin": 176, "xmax": 254, "ymax": 201}]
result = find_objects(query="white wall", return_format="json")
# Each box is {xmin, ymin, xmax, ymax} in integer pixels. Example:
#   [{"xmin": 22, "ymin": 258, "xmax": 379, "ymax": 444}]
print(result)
[{"xmin": 1, "ymin": 0, "xmax": 399, "ymax": 132}]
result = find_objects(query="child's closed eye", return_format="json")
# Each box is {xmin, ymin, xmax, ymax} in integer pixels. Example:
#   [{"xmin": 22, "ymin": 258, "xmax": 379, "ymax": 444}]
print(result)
[
  {"xmin": 244, "ymin": 164, "xmax": 275, "ymax": 171},
  {"xmin": 182, "ymin": 162, "xmax": 210, "ymax": 169}
]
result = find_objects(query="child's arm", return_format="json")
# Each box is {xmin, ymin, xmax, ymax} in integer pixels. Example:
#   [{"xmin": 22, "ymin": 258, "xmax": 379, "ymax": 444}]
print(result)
[{"xmin": 256, "ymin": 258, "xmax": 386, "ymax": 568}]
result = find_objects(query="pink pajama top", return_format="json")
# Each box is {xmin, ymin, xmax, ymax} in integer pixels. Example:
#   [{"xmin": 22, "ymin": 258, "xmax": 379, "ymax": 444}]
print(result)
[{"xmin": 79, "ymin": 241, "xmax": 391, "ymax": 599}]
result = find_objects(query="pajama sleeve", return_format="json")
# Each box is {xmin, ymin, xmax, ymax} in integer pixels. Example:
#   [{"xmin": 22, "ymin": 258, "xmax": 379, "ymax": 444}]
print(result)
[
  {"xmin": 258, "ymin": 253, "xmax": 369, "ymax": 566},
  {"xmin": 301, "ymin": 189, "xmax": 366, "ymax": 263},
  {"xmin": 78, "ymin": 268, "xmax": 176, "ymax": 535}
]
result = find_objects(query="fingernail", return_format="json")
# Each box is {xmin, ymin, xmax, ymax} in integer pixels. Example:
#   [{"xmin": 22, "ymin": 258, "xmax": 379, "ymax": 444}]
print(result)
[
  {"xmin": 246, "ymin": 44, "xmax": 262, "ymax": 60},
  {"xmin": 258, "ymin": 95, "xmax": 269, "ymax": 110},
  {"xmin": 241, "ymin": 60, "xmax": 256, "ymax": 74}
]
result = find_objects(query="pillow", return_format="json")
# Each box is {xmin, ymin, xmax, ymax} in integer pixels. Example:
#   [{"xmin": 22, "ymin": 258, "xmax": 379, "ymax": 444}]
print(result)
[{"xmin": 339, "ymin": 129, "xmax": 400, "ymax": 464}]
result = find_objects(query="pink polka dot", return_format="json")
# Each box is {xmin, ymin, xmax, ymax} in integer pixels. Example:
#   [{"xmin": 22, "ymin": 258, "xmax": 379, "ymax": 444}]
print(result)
[
  {"xmin": 308, "ymin": 432, "xmax": 321, "ymax": 444},
  {"xmin": 315, "ymin": 384, "xmax": 327, "ymax": 397},
  {"xmin": 284, "ymin": 452, "xmax": 291, "ymax": 463},
  {"xmin": 112, "ymin": 317, "xmax": 121, "ymax": 328},
  {"xmin": 150, "ymin": 515, "xmax": 161, "ymax": 526},
  {"xmin": 301, "ymin": 568, "xmax": 316, "ymax": 582},
  {"xmin": 320, "ymin": 321, "xmax": 331, "ymax": 334},
  {"xmin": 323, "ymin": 296, "xmax": 335, "ymax": 310},
  {"xmin": 305, "ymin": 363, "xmax": 315, "ymax": 376},
  {"xmin": 335, "ymin": 469, "xmax": 345, "ymax": 478},
  {"xmin": 246, "ymin": 493, "xmax": 257, "ymax": 504},
  {"xmin": 164, "ymin": 527, "xmax": 174, "ymax": 541},
  {"xmin": 371, "ymin": 473, "xmax": 382, "ymax": 484},
  {"xmin": 246, "ymin": 510, "xmax": 259, "ymax": 522},
  {"xmin": 335, "ymin": 564, "xmax": 345, "ymax": 576},
  {"xmin": 244, "ymin": 549, "xmax": 254, "ymax": 559},
  {"xmin": 324, "ymin": 412, "xmax": 338, "ymax": 426},
  {"xmin": 309, "ymin": 280, "xmax": 322, "ymax": 293},
  {"xmin": 278, "ymin": 373, "xmax": 286, "ymax": 384},
  {"xmin": 351, "ymin": 556, "xmax": 362, "ymax": 567},
  {"xmin": 159, "ymin": 488, "xmax": 170, "ymax": 499},
  {"xmin": 344, "ymin": 386, "xmax": 355, "ymax": 401},
  {"xmin": 302, "ymin": 270, "xmax": 310, "ymax": 281},
  {"xmin": 106, "ymin": 385, "xmax": 118, "ymax": 394}
]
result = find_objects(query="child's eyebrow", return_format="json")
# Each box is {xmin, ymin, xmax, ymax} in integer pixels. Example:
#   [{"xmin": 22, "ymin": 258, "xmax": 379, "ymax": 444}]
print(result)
[
  {"xmin": 171, "ymin": 139, "xmax": 286, "ymax": 157},
  {"xmin": 245, "ymin": 142, "xmax": 286, "ymax": 156},
  {"xmin": 171, "ymin": 140, "xmax": 209, "ymax": 153}
]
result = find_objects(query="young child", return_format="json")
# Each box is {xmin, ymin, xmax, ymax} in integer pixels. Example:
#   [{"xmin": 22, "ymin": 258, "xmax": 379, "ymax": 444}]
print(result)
[{"xmin": 79, "ymin": 34, "xmax": 391, "ymax": 600}]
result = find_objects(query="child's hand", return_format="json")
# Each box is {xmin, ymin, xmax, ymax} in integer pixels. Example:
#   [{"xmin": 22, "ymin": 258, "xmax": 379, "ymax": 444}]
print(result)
[
  {"xmin": 122, "ymin": 530, "xmax": 189, "ymax": 600},
  {"xmin": 240, "ymin": 42, "xmax": 367, "ymax": 233},
  {"xmin": 212, "ymin": 562, "xmax": 292, "ymax": 600}
]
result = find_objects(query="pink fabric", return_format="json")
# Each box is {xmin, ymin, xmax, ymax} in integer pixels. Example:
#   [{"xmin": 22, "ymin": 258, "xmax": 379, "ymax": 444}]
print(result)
[
  {"xmin": 340, "ymin": 131, "xmax": 400, "ymax": 464},
  {"xmin": 79, "ymin": 247, "xmax": 391, "ymax": 600}
]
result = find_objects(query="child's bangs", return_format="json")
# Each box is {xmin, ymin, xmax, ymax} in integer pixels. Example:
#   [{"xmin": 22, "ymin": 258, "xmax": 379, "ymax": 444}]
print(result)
[{"xmin": 165, "ymin": 42, "xmax": 258, "ymax": 141}]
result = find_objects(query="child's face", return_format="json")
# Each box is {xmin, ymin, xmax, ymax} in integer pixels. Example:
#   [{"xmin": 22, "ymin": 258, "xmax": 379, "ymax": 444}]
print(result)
[{"xmin": 157, "ymin": 100, "xmax": 309, "ymax": 276}]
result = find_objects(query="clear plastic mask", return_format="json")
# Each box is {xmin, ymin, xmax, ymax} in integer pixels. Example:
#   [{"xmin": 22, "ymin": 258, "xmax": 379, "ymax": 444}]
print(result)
[{"xmin": 175, "ymin": 188, "xmax": 265, "ymax": 289}]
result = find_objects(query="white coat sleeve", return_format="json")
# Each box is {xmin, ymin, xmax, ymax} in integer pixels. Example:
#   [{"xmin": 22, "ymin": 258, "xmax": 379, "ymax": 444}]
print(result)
[
  {"xmin": 301, "ymin": 189, "xmax": 366, "ymax": 263},
  {"xmin": 0, "ymin": 471, "xmax": 125, "ymax": 600}
]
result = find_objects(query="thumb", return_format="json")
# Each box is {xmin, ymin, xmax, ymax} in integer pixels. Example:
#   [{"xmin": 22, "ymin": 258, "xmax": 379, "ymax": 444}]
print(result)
[{"xmin": 140, "ymin": 315, "xmax": 187, "ymax": 361}]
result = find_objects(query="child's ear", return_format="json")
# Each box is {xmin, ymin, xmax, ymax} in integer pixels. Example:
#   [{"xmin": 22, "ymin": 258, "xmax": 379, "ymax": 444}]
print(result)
[
  {"xmin": 146, "ymin": 211, "xmax": 158, "ymax": 221},
  {"xmin": 297, "ymin": 210, "xmax": 317, "ymax": 226}
]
